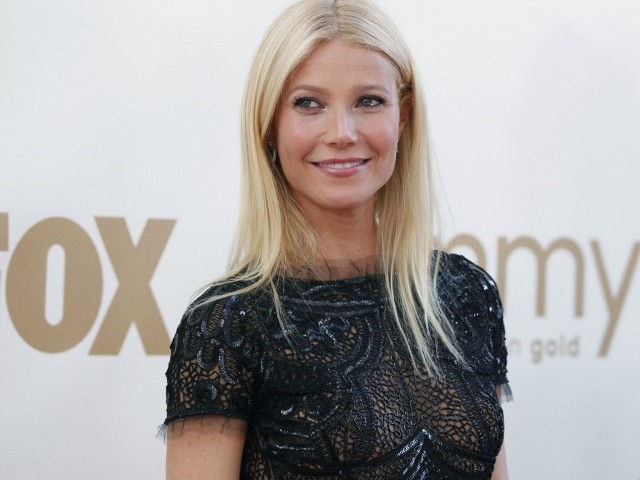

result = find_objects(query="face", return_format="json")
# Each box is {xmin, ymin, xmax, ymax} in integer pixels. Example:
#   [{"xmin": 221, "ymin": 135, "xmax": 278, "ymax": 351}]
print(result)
[{"xmin": 274, "ymin": 40, "xmax": 409, "ymax": 221}]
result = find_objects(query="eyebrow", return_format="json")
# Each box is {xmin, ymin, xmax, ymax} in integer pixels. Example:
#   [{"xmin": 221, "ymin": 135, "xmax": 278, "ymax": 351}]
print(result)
[
  {"xmin": 285, "ymin": 84, "xmax": 393, "ymax": 96},
  {"xmin": 286, "ymin": 85, "xmax": 329, "ymax": 95}
]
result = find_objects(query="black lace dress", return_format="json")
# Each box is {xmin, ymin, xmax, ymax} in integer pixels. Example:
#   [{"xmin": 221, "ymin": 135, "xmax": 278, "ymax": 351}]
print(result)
[{"xmin": 163, "ymin": 253, "xmax": 510, "ymax": 479}]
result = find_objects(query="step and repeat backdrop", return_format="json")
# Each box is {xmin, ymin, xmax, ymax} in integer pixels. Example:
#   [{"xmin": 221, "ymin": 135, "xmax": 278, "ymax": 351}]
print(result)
[{"xmin": 1, "ymin": 1, "xmax": 638, "ymax": 478}]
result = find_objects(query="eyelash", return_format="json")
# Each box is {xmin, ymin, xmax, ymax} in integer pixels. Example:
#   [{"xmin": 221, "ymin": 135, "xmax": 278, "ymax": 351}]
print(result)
[
  {"xmin": 358, "ymin": 96, "xmax": 385, "ymax": 108},
  {"xmin": 292, "ymin": 95, "xmax": 386, "ymax": 110},
  {"xmin": 293, "ymin": 97, "xmax": 322, "ymax": 109}
]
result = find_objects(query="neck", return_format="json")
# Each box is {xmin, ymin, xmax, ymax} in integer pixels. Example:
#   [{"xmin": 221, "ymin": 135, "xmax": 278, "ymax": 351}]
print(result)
[
  {"xmin": 316, "ymin": 217, "xmax": 377, "ymax": 261},
  {"xmin": 302, "ymin": 202, "xmax": 378, "ymax": 261}
]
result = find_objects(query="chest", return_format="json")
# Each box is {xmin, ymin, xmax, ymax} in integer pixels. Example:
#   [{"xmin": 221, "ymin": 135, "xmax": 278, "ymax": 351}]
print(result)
[{"xmin": 248, "ymin": 299, "xmax": 504, "ymax": 476}]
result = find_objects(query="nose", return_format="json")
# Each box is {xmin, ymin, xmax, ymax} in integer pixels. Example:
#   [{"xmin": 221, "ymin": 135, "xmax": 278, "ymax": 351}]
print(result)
[{"xmin": 325, "ymin": 108, "xmax": 357, "ymax": 147}]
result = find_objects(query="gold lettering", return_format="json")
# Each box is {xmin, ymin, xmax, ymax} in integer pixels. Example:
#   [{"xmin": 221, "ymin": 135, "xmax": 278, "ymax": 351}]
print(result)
[
  {"xmin": 506, "ymin": 337, "xmax": 522, "ymax": 356},
  {"xmin": 444, "ymin": 233, "xmax": 487, "ymax": 269},
  {"xmin": 6, "ymin": 218, "xmax": 102, "ymax": 352},
  {"xmin": 497, "ymin": 236, "xmax": 584, "ymax": 316},
  {"xmin": 0, "ymin": 212, "xmax": 8, "ymax": 251},
  {"xmin": 530, "ymin": 338, "xmax": 543, "ymax": 363},
  {"xmin": 90, "ymin": 217, "xmax": 175, "ymax": 355},
  {"xmin": 592, "ymin": 241, "xmax": 640, "ymax": 356},
  {"xmin": 0, "ymin": 212, "xmax": 7, "ymax": 293}
]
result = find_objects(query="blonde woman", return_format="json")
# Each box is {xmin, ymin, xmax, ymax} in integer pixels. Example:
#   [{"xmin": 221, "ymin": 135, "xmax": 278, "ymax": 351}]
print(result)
[{"xmin": 163, "ymin": 0, "xmax": 510, "ymax": 478}]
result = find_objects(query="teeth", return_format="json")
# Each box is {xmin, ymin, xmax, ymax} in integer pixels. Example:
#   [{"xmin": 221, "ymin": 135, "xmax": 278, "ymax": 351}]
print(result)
[{"xmin": 322, "ymin": 161, "xmax": 362, "ymax": 169}]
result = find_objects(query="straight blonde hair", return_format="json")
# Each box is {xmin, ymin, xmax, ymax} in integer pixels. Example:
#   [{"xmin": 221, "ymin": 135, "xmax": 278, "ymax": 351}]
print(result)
[{"xmin": 207, "ymin": 0, "xmax": 465, "ymax": 375}]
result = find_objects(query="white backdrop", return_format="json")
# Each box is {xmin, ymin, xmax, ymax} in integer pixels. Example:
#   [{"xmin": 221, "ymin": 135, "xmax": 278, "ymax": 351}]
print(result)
[{"xmin": 1, "ymin": 1, "xmax": 639, "ymax": 478}]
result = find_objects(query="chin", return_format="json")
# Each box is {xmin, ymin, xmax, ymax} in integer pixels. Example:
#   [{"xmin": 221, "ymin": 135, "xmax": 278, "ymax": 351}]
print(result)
[{"xmin": 318, "ymin": 196, "xmax": 375, "ymax": 212}]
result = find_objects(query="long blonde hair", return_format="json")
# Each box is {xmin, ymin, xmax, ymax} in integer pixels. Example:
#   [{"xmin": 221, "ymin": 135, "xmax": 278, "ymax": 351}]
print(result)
[{"xmin": 210, "ymin": 0, "xmax": 464, "ymax": 375}]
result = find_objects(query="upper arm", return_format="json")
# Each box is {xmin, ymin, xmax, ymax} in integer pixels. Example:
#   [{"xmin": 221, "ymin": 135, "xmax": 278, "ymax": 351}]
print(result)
[
  {"xmin": 164, "ymin": 289, "xmax": 259, "ymax": 479},
  {"xmin": 166, "ymin": 416, "xmax": 247, "ymax": 480},
  {"xmin": 491, "ymin": 441, "xmax": 508, "ymax": 480}
]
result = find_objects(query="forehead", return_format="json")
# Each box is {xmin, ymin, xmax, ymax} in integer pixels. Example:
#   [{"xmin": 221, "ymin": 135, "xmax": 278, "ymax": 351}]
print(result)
[{"xmin": 286, "ymin": 40, "xmax": 400, "ymax": 90}]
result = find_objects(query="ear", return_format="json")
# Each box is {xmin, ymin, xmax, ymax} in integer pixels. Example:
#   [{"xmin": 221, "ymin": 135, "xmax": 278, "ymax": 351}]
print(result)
[
  {"xmin": 398, "ymin": 93, "xmax": 412, "ymax": 135},
  {"xmin": 266, "ymin": 128, "xmax": 276, "ymax": 152}
]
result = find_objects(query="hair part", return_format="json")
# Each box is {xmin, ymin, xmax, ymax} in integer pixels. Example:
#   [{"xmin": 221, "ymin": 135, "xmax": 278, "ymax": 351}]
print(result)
[{"xmin": 203, "ymin": 0, "xmax": 466, "ymax": 376}]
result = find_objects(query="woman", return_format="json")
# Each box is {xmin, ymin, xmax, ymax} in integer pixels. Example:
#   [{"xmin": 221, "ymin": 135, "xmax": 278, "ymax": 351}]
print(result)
[{"xmin": 163, "ymin": 0, "xmax": 510, "ymax": 478}]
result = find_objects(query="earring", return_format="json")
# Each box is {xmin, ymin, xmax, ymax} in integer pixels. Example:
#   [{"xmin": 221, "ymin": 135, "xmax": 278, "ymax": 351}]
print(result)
[{"xmin": 268, "ymin": 141, "xmax": 278, "ymax": 164}]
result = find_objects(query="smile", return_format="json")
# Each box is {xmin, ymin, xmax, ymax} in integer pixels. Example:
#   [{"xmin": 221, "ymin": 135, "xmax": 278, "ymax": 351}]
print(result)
[
  {"xmin": 310, "ymin": 158, "xmax": 371, "ymax": 178},
  {"xmin": 319, "ymin": 161, "xmax": 363, "ymax": 169},
  {"xmin": 314, "ymin": 159, "xmax": 369, "ymax": 169}
]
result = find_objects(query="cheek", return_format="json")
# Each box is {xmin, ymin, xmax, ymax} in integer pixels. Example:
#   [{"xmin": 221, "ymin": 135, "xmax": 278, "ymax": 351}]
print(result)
[
  {"xmin": 367, "ymin": 121, "xmax": 400, "ymax": 157},
  {"xmin": 276, "ymin": 116, "xmax": 315, "ymax": 157},
  {"xmin": 360, "ymin": 108, "xmax": 401, "ymax": 143},
  {"xmin": 367, "ymin": 117, "xmax": 401, "ymax": 184},
  {"xmin": 275, "ymin": 122, "xmax": 309, "ymax": 185}
]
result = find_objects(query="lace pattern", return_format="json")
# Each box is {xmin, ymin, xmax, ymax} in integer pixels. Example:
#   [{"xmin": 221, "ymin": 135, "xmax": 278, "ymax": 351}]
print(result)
[{"xmin": 164, "ymin": 253, "xmax": 509, "ymax": 479}]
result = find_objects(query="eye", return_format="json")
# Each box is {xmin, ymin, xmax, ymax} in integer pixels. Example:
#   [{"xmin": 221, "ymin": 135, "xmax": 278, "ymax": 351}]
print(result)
[
  {"xmin": 357, "ymin": 96, "xmax": 385, "ymax": 108},
  {"xmin": 294, "ymin": 97, "xmax": 322, "ymax": 110}
]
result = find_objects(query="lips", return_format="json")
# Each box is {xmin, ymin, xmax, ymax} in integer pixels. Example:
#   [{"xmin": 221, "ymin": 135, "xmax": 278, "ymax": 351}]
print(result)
[{"xmin": 310, "ymin": 158, "xmax": 370, "ymax": 178}]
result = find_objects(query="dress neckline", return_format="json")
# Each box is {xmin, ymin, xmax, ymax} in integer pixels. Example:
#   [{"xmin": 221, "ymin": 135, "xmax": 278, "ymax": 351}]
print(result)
[{"xmin": 278, "ymin": 255, "xmax": 383, "ymax": 282}]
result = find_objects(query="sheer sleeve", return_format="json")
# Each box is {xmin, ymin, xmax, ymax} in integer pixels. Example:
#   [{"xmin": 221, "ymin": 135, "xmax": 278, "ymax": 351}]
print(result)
[
  {"xmin": 482, "ymin": 265, "xmax": 512, "ymax": 402},
  {"xmin": 163, "ymin": 286, "xmax": 261, "ymax": 431},
  {"xmin": 440, "ymin": 253, "xmax": 512, "ymax": 401}
]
